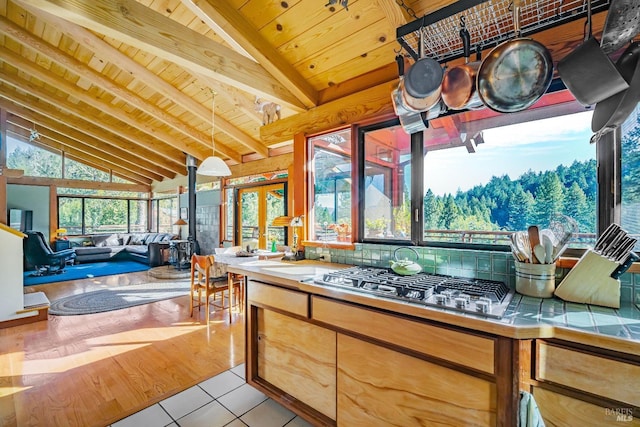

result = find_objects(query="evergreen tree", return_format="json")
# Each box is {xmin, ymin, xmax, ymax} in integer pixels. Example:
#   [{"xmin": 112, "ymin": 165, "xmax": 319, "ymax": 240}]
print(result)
[{"xmin": 532, "ymin": 173, "xmax": 564, "ymax": 225}]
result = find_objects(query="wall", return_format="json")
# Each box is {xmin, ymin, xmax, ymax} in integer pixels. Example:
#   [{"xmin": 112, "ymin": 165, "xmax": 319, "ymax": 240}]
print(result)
[
  {"xmin": 306, "ymin": 244, "xmax": 639, "ymax": 305},
  {"xmin": 7, "ymin": 184, "xmax": 50, "ymax": 240}
]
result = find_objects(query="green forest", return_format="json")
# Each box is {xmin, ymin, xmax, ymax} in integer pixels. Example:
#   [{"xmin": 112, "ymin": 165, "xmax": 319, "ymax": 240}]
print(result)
[{"xmin": 423, "ymin": 159, "xmax": 597, "ymax": 234}]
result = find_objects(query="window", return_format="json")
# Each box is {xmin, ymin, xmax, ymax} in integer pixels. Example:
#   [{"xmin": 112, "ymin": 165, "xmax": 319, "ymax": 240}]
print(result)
[
  {"xmin": 621, "ymin": 105, "xmax": 640, "ymax": 251},
  {"xmin": 360, "ymin": 121, "xmax": 412, "ymax": 242},
  {"xmin": 6, "ymin": 136, "xmax": 61, "ymax": 178},
  {"xmin": 129, "ymin": 200, "xmax": 148, "ymax": 233},
  {"xmin": 309, "ymin": 129, "xmax": 352, "ymax": 243},
  {"xmin": 58, "ymin": 196, "xmax": 150, "ymax": 235},
  {"xmin": 421, "ymin": 109, "xmax": 596, "ymax": 247},
  {"xmin": 156, "ymin": 198, "xmax": 178, "ymax": 234}
]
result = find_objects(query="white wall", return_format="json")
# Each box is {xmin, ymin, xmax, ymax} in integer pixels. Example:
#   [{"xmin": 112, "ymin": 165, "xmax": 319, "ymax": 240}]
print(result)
[
  {"xmin": 7, "ymin": 185, "xmax": 50, "ymax": 240},
  {"xmin": 0, "ymin": 225, "xmax": 32, "ymax": 322}
]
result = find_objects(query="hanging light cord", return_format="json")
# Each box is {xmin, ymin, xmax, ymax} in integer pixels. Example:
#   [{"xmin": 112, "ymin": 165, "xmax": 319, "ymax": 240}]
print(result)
[{"xmin": 210, "ymin": 90, "xmax": 217, "ymax": 156}]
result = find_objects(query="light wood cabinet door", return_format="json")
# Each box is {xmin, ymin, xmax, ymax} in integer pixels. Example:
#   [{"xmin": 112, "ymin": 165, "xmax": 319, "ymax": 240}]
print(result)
[
  {"xmin": 257, "ymin": 308, "xmax": 337, "ymax": 420},
  {"xmin": 337, "ymin": 334, "xmax": 497, "ymax": 426},
  {"xmin": 533, "ymin": 387, "xmax": 640, "ymax": 426}
]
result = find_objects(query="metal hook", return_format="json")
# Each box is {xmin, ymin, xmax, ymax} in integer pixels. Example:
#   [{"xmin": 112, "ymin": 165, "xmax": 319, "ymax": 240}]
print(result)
[{"xmin": 459, "ymin": 15, "xmax": 466, "ymax": 29}]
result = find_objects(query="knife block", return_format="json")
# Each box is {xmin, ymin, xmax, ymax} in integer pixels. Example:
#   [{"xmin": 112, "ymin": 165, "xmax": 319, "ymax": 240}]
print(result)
[{"xmin": 554, "ymin": 250, "xmax": 620, "ymax": 308}]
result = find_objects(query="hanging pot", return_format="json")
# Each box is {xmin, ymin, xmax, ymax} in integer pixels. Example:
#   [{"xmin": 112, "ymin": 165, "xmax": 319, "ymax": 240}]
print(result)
[
  {"xmin": 557, "ymin": 0, "xmax": 628, "ymax": 106},
  {"xmin": 592, "ymin": 42, "xmax": 640, "ymax": 132},
  {"xmin": 391, "ymin": 54, "xmax": 428, "ymax": 134},
  {"xmin": 477, "ymin": 0, "xmax": 553, "ymax": 113},
  {"xmin": 441, "ymin": 26, "xmax": 484, "ymax": 110},
  {"xmin": 402, "ymin": 37, "xmax": 444, "ymax": 112}
]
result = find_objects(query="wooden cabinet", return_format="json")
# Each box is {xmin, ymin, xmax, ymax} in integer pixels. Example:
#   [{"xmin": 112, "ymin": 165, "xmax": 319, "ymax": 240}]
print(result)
[
  {"xmin": 337, "ymin": 333, "xmax": 497, "ymax": 426},
  {"xmin": 246, "ymin": 279, "xmax": 517, "ymax": 426},
  {"xmin": 247, "ymin": 280, "xmax": 336, "ymax": 425},
  {"xmin": 532, "ymin": 340, "xmax": 640, "ymax": 426}
]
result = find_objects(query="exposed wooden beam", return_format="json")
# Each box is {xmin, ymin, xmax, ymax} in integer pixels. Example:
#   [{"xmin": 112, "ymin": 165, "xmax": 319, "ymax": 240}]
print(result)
[
  {"xmin": 8, "ymin": 114, "xmax": 166, "ymax": 182},
  {"xmin": 6, "ymin": 126, "xmax": 153, "ymax": 185},
  {"xmin": 17, "ymin": 2, "xmax": 263, "ymax": 159},
  {"xmin": 0, "ymin": 96, "xmax": 178, "ymax": 179},
  {"xmin": 23, "ymin": 0, "xmax": 305, "ymax": 111},
  {"xmin": 375, "ymin": 0, "xmax": 411, "ymax": 29},
  {"xmin": 7, "ymin": 175, "xmax": 150, "ymax": 193},
  {"xmin": 229, "ymin": 153, "xmax": 293, "ymax": 177},
  {"xmin": 181, "ymin": 0, "xmax": 318, "ymax": 109},
  {"xmin": 0, "ymin": 63, "xmax": 208, "ymax": 166},
  {"xmin": 0, "ymin": 16, "xmax": 244, "ymax": 162},
  {"xmin": 260, "ymin": 80, "xmax": 398, "ymax": 145}
]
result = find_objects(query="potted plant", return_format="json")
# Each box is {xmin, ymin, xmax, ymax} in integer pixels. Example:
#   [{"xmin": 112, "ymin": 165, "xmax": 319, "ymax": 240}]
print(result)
[
  {"xmin": 365, "ymin": 217, "xmax": 389, "ymax": 238},
  {"xmin": 329, "ymin": 221, "xmax": 352, "ymax": 242}
]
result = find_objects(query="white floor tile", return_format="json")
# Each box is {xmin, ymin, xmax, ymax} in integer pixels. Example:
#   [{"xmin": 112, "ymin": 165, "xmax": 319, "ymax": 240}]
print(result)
[
  {"xmin": 223, "ymin": 420, "xmax": 248, "ymax": 427},
  {"xmin": 217, "ymin": 383, "xmax": 267, "ymax": 417},
  {"xmin": 284, "ymin": 416, "xmax": 315, "ymax": 427},
  {"xmin": 111, "ymin": 404, "xmax": 173, "ymax": 427},
  {"xmin": 240, "ymin": 399, "xmax": 296, "ymax": 427},
  {"xmin": 160, "ymin": 385, "xmax": 214, "ymax": 420},
  {"xmin": 230, "ymin": 363, "xmax": 245, "ymax": 380},
  {"xmin": 199, "ymin": 370, "xmax": 245, "ymax": 398},
  {"xmin": 175, "ymin": 400, "xmax": 236, "ymax": 427}
]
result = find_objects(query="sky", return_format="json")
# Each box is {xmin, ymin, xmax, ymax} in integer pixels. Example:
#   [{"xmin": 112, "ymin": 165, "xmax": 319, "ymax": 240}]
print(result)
[{"xmin": 423, "ymin": 110, "xmax": 596, "ymax": 196}]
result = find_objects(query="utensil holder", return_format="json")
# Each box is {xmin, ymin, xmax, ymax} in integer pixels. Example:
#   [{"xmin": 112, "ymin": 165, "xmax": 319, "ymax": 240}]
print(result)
[
  {"xmin": 515, "ymin": 261, "xmax": 556, "ymax": 298},
  {"xmin": 554, "ymin": 250, "xmax": 621, "ymax": 308}
]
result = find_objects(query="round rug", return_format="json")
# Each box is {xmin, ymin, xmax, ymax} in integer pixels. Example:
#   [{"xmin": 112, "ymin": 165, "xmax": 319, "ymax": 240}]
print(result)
[
  {"xmin": 147, "ymin": 266, "xmax": 190, "ymax": 280},
  {"xmin": 49, "ymin": 280, "xmax": 191, "ymax": 315}
]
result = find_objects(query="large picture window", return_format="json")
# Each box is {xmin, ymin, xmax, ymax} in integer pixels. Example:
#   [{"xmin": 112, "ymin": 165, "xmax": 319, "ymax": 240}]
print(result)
[{"xmin": 621, "ymin": 105, "xmax": 640, "ymax": 251}]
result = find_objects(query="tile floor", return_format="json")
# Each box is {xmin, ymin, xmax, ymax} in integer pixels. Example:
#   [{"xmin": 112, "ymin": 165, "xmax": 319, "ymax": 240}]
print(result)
[{"xmin": 111, "ymin": 364, "xmax": 313, "ymax": 427}]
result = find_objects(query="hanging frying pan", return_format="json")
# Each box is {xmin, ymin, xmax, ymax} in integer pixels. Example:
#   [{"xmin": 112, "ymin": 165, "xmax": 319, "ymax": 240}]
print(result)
[
  {"xmin": 476, "ymin": 0, "xmax": 553, "ymax": 113},
  {"xmin": 592, "ymin": 42, "xmax": 640, "ymax": 132},
  {"xmin": 600, "ymin": 0, "xmax": 640, "ymax": 54},
  {"xmin": 441, "ymin": 24, "xmax": 484, "ymax": 110},
  {"xmin": 557, "ymin": 0, "xmax": 628, "ymax": 106},
  {"xmin": 403, "ymin": 29, "xmax": 444, "ymax": 112}
]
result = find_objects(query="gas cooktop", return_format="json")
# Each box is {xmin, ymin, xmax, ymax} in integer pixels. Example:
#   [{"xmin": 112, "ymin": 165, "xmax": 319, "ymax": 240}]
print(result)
[{"xmin": 307, "ymin": 266, "xmax": 514, "ymax": 318}]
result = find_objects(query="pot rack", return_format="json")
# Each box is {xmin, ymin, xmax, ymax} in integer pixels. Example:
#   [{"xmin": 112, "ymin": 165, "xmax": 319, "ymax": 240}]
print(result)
[{"xmin": 396, "ymin": 0, "xmax": 610, "ymax": 64}]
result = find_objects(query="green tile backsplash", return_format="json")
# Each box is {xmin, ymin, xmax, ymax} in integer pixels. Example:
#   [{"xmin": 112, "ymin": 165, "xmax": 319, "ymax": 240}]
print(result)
[{"xmin": 306, "ymin": 244, "xmax": 638, "ymax": 304}]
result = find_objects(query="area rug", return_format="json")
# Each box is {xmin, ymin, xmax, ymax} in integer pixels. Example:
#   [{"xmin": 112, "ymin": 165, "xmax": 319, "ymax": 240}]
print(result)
[
  {"xmin": 23, "ymin": 260, "xmax": 151, "ymax": 286},
  {"xmin": 48, "ymin": 280, "xmax": 191, "ymax": 315}
]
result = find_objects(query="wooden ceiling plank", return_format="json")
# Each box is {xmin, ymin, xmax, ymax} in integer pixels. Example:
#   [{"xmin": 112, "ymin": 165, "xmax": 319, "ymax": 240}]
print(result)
[
  {"xmin": 0, "ymin": 93, "xmax": 179, "ymax": 178},
  {"xmin": 261, "ymin": 80, "xmax": 397, "ymax": 145},
  {"xmin": 16, "ymin": 2, "xmax": 256, "ymax": 160},
  {"xmin": 21, "ymin": 0, "xmax": 305, "ymax": 111},
  {"xmin": 181, "ymin": 0, "xmax": 318, "ymax": 109},
  {"xmin": 7, "ymin": 115, "xmax": 164, "ymax": 182},
  {"xmin": 0, "ymin": 68, "xmax": 188, "ymax": 170},
  {"xmin": 0, "ymin": 15, "xmax": 236, "ymax": 162},
  {"xmin": 0, "ymin": 48, "xmax": 215, "ymax": 162},
  {"xmin": 6, "ymin": 126, "xmax": 153, "ymax": 185},
  {"xmin": 374, "ymin": 0, "xmax": 411, "ymax": 28}
]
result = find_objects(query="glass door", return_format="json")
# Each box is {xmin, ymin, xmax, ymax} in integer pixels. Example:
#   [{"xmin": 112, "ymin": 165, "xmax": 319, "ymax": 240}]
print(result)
[{"xmin": 237, "ymin": 183, "xmax": 286, "ymax": 250}]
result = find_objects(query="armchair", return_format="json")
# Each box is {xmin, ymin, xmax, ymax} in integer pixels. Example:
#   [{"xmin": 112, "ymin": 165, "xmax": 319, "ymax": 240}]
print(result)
[{"xmin": 24, "ymin": 231, "xmax": 76, "ymax": 276}]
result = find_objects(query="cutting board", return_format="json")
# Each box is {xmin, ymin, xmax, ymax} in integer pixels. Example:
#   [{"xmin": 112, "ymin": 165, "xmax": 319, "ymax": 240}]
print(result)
[{"xmin": 554, "ymin": 250, "xmax": 620, "ymax": 308}]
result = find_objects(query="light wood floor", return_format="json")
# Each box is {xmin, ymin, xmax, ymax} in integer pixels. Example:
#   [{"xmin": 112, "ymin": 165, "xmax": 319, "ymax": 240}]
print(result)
[{"xmin": 0, "ymin": 270, "xmax": 245, "ymax": 427}]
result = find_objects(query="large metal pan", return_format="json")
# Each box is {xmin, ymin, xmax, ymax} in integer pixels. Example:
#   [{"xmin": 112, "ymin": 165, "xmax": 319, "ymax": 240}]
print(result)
[
  {"xmin": 477, "ymin": 0, "xmax": 553, "ymax": 113},
  {"xmin": 441, "ymin": 26, "xmax": 484, "ymax": 110},
  {"xmin": 558, "ymin": 0, "xmax": 628, "ymax": 106},
  {"xmin": 592, "ymin": 42, "xmax": 640, "ymax": 132},
  {"xmin": 600, "ymin": 0, "xmax": 640, "ymax": 54},
  {"xmin": 403, "ymin": 37, "xmax": 444, "ymax": 112}
]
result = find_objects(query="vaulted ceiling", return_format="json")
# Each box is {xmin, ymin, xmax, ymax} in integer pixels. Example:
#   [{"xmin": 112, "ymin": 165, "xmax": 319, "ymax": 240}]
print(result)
[{"xmin": 0, "ymin": 0, "xmax": 609, "ymax": 186}]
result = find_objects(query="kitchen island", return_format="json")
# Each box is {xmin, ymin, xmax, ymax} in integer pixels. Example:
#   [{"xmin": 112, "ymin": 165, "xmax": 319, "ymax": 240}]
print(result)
[{"xmin": 228, "ymin": 259, "xmax": 640, "ymax": 426}]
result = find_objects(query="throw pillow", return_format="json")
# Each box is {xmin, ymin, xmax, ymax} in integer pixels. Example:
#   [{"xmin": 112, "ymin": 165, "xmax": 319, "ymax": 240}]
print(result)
[
  {"xmin": 129, "ymin": 234, "xmax": 145, "ymax": 245},
  {"xmin": 105, "ymin": 234, "xmax": 121, "ymax": 246},
  {"xmin": 92, "ymin": 235, "xmax": 109, "ymax": 247}
]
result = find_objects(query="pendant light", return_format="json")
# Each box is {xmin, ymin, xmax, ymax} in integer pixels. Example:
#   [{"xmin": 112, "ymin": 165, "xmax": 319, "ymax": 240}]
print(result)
[{"xmin": 198, "ymin": 91, "xmax": 231, "ymax": 176}]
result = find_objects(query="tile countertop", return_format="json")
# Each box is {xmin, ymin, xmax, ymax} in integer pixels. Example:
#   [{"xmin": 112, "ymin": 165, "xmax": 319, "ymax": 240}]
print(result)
[{"xmin": 228, "ymin": 260, "xmax": 640, "ymax": 356}]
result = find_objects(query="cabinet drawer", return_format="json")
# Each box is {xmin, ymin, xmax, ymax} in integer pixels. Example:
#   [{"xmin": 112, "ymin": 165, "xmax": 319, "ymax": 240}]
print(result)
[
  {"xmin": 536, "ymin": 341, "xmax": 640, "ymax": 406},
  {"xmin": 312, "ymin": 296, "xmax": 495, "ymax": 374},
  {"xmin": 248, "ymin": 280, "xmax": 308, "ymax": 317}
]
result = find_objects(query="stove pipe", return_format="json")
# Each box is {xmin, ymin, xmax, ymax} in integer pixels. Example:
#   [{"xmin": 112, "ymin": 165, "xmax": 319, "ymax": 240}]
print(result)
[{"xmin": 186, "ymin": 155, "xmax": 199, "ymax": 254}]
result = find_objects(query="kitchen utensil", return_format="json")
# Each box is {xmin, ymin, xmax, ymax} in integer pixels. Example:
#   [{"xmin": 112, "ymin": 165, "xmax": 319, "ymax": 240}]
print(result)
[
  {"xmin": 594, "ymin": 223, "xmax": 621, "ymax": 253},
  {"xmin": 547, "ymin": 214, "xmax": 578, "ymax": 260},
  {"xmin": 392, "ymin": 55, "xmax": 428, "ymax": 134},
  {"xmin": 476, "ymin": 0, "xmax": 553, "ymax": 113},
  {"xmin": 592, "ymin": 42, "xmax": 640, "ymax": 133},
  {"xmin": 557, "ymin": 0, "xmax": 628, "ymax": 106},
  {"xmin": 528, "ymin": 225, "xmax": 541, "ymax": 263},
  {"xmin": 515, "ymin": 231, "xmax": 532, "ymax": 263},
  {"xmin": 441, "ymin": 24, "xmax": 483, "ymax": 110},
  {"xmin": 391, "ymin": 247, "xmax": 422, "ymax": 276},
  {"xmin": 403, "ymin": 34, "xmax": 444, "ymax": 112},
  {"xmin": 600, "ymin": 0, "xmax": 640, "ymax": 54},
  {"xmin": 542, "ymin": 234, "xmax": 553, "ymax": 264},
  {"xmin": 611, "ymin": 251, "xmax": 640, "ymax": 279},
  {"xmin": 533, "ymin": 244, "xmax": 546, "ymax": 265}
]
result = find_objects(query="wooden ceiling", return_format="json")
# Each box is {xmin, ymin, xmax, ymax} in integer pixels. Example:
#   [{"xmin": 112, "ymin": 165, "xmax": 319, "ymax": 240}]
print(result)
[{"xmin": 0, "ymin": 0, "xmax": 609, "ymax": 186}]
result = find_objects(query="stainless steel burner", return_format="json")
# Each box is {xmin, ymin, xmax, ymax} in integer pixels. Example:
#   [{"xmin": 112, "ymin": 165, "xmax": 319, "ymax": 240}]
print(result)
[{"xmin": 308, "ymin": 266, "xmax": 514, "ymax": 318}]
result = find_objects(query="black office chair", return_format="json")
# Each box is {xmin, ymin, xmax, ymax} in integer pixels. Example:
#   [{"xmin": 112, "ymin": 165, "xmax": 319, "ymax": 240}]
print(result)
[{"xmin": 24, "ymin": 231, "xmax": 76, "ymax": 276}]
